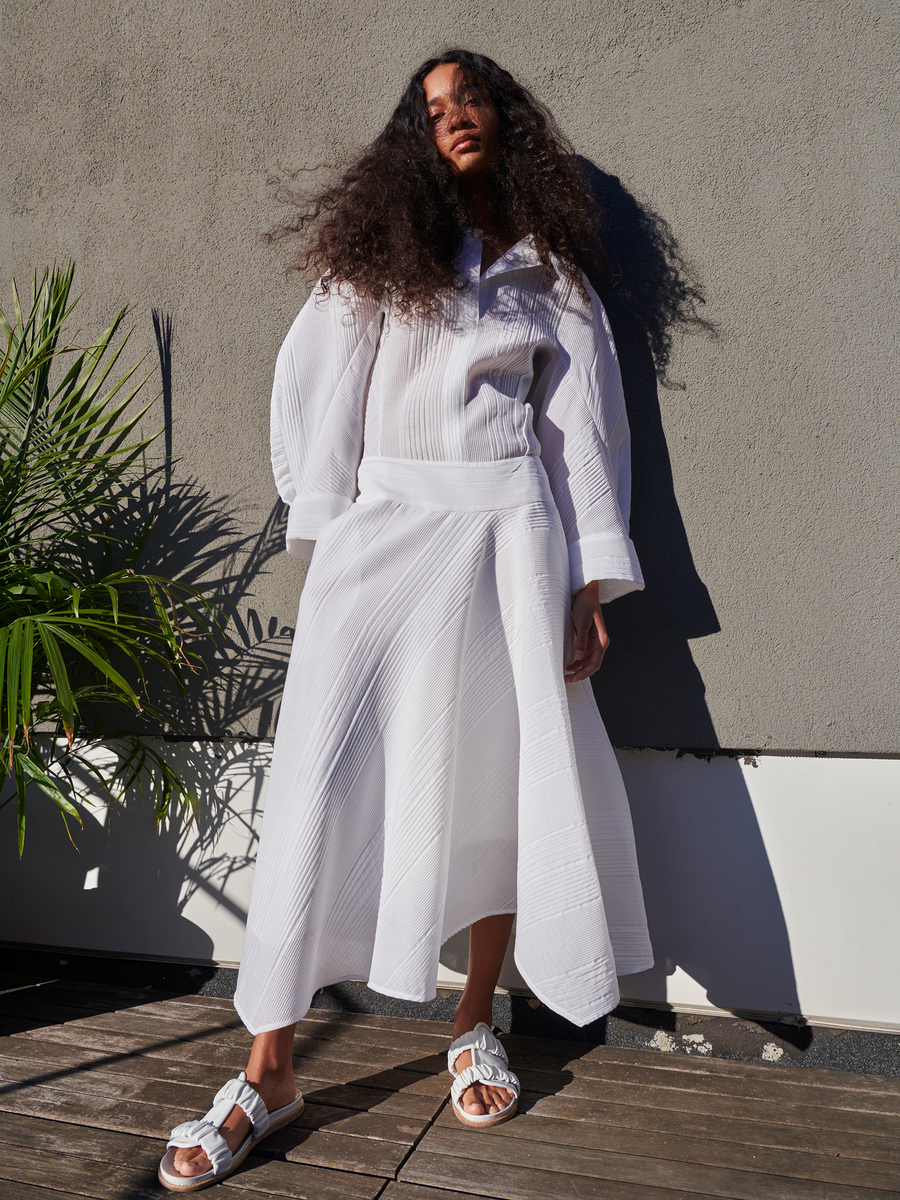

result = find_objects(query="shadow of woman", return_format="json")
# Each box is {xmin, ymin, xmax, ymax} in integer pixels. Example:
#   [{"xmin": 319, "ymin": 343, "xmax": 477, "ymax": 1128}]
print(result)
[
  {"xmin": 573, "ymin": 164, "xmax": 805, "ymax": 1031},
  {"xmin": 578, "ymin": 160, "xmax": 721, "ymax": 749}
]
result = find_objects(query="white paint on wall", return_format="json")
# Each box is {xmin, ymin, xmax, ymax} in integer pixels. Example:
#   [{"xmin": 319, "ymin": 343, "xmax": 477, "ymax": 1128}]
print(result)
[{"xmin": 2, "ymin": 745, "xmax": 898, "ymax": 1031}]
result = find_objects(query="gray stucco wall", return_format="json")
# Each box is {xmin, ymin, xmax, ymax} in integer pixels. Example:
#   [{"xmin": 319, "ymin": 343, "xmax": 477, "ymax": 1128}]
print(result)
[{"xmin": 2, "ymin": 0, "xmax": 897, "ymax": 752}]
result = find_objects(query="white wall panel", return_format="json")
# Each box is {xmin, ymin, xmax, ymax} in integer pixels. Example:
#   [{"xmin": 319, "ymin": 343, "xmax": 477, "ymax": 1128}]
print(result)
[{"xmin": 3, "ymin": 745, "xmax": 897, "ymax": 1031}]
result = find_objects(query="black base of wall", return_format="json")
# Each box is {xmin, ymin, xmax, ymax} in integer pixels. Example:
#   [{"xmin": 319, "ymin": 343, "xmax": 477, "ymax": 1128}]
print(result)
[{"xmin": 4, "ymin": 946, "xmax": 898, "ymax": 1079}]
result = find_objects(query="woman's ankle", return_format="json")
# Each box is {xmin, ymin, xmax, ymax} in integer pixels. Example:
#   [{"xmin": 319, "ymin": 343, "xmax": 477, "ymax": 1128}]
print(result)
[{"xmin": 453, "ymin": 999, "xmax": 494, "ymax": 1035}]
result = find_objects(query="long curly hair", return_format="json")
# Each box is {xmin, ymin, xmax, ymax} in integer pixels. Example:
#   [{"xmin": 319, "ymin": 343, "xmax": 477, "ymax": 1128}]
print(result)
[{"xmin": 268, "ymin": 50, "xmax": 605, "ymax": 315}]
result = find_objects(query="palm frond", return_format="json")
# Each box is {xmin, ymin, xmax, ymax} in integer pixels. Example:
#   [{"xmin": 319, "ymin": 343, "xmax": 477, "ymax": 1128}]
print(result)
[{"xmin": 1, "ymin": 264, "xmax": 227, "ymax": 854}]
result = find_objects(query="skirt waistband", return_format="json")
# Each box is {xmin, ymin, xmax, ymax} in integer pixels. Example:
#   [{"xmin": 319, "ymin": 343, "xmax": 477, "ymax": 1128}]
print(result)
[{"xmin": 357, "ymin": 455, "xmax": 554, "ymax": 512}]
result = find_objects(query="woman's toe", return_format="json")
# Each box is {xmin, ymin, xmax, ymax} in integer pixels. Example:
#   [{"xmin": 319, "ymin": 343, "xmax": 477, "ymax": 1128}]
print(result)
[{"xmin": 173, "ymin": 1147, "xmax": 210, "ymax": 1176}]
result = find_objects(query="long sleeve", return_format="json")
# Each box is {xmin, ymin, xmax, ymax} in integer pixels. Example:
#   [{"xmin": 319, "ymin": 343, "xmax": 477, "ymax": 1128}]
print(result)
[
  {"xmin": 535, "ymin": 273, "xmax": 644, "ymax": 602},
  {"xmin": 271, "ymin": 282, "xmax": 382, "ymax": 557}
]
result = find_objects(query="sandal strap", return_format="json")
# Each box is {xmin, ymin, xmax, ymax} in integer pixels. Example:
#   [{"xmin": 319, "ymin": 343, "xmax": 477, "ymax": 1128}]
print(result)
[
  {"xmin": 209, "ymin": 1072, "xmax": 269, "ymax": 1137},
  {"xmin": 166, "ymin": 1120, "xmax": 232, "ymax": 1174},
  {"xmin": 447, "ymin": 1022, "xmax": 509, "ymax": 1076},
  {"xmin": 165, "ymin": 1070, "xmax": 269, "ymax": 1175},
  {"xmin": 451, "ymin": 1059, "xmax": 520, "ymax": 1107}
]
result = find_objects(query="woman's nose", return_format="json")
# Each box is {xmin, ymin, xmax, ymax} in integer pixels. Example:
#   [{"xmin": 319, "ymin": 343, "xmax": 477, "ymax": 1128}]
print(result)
[{"xmin": 448, "ymin": 105, "xmax": 474, "ymax": 131}]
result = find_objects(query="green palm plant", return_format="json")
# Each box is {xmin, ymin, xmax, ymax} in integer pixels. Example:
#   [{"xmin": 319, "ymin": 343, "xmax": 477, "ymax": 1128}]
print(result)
[{"xmin": 1, "ymin": 264, "xmax": 214, "ymax": 856}]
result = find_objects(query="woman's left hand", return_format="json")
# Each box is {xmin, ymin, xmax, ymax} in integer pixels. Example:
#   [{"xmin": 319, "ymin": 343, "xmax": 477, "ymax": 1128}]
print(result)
[{"xmin": 564, "ymin": 580, "xmax": 610, "ymax": 683}]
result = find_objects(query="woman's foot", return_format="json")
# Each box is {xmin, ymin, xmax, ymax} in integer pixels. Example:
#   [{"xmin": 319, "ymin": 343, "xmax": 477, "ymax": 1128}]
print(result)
[
  {"xmin": 171, "ymin": 1068, "xmax": 297, "ymax": 1178},
  {"xmin": 451, "ymin": 1004, "xmax": 516, "ymax": 1117}
]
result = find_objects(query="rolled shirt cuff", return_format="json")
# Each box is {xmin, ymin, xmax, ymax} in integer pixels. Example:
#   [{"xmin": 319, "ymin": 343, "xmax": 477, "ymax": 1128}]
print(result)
[
  {"xmin": 285, "ymin": 492, "xmax": 353, "ymax": 556},
  {"xmin": 286, "ymin": 537, "xmax": 316, "ymax": 560},
  {"xmin": 568, "ymin": 533, "xmax": 645, "ymax": 602}
]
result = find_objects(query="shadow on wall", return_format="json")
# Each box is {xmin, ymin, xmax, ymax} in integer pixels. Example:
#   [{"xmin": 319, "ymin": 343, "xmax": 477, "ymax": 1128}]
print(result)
[
  {"xmin": 578, "ymin": 160, "xmax": 721, "ymax": 751},
  {"xmin": 619, "ymin": 751, "xmax": 807, "ymax": 1037},
  {"xmin": 571, "ymin": 171, "xmax": 805, "ymax": 1030},
  {"xmin": 0, "ymin": 741, "xmax": 267, "ymax": 962},
  {"xmin": 106, "ymin": 310, "xmax": 297, "ymax": 740}
]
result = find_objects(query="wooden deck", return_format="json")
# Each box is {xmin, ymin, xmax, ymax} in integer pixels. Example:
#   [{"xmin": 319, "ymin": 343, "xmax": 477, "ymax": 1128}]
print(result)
[{"xmin": 0, "ymin": 975, "xmax": 899, "ymax": 1199}]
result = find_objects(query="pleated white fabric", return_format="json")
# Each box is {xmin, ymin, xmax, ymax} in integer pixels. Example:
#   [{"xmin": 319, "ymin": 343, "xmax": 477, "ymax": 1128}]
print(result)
[{"xmin": 234, "ymin": 234, "xmax": 653, "ymax": 1033}]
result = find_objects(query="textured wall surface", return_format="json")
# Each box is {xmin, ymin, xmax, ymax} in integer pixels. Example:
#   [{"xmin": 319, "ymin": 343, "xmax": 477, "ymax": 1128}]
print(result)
[{"xmin": 2, "ymin": 0, "xmax": 898, "ymax": 751}]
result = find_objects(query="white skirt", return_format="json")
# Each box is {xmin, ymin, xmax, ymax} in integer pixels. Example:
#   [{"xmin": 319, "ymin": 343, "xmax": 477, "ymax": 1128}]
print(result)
[{"xmin": 234, "ymin": 455, "xmax": 652, "ymax": 1033}]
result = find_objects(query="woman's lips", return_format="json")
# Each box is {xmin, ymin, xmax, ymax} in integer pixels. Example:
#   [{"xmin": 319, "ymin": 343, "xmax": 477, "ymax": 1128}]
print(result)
[{"xmin": 451, "ymin": 136, "xmax": 480, "ymax": 153}]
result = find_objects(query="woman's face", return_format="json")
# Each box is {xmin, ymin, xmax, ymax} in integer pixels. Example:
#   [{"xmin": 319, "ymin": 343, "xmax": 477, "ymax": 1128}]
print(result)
[{"xmin": 423, "ymin": 62, "xmax": 500, "ymax": 178}]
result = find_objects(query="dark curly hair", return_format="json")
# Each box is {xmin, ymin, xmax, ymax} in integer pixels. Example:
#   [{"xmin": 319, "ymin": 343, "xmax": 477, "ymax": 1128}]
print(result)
[{"xmin": 268, "ymin": 49, "xmax": 605, "ymax": 315}]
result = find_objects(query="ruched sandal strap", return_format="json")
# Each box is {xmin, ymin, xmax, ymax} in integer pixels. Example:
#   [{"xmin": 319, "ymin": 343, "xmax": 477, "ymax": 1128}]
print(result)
[
  {"xmin": 451, "ymin": 1059, "xmax": 520, "ymax": 1106},
  {"xmin": 208, "ymin": 1072, "xmax": 270, "ymax": 1137},
  {"xmin": 164, "ymin": 1070, "xmax": 270, "ymax": 1173},
  {"xmin": 447, "ymin": 1021, "xmax": 509, "ymax": 1075},
  {"xmin": 166, "ymin": 1119, "xmax": 233, "ymax": 1174}
]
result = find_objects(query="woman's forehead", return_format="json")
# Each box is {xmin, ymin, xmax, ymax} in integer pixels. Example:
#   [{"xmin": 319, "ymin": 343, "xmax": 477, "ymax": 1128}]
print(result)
[{"xmin": 423, "ymin": 63, "xmax": 460, "ymax": 103}]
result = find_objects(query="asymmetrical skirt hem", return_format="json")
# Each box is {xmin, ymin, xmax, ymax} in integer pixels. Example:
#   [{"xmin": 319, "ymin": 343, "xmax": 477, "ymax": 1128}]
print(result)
[{"xmin": 234, "ymin": 455, "xmax": 653, "ymax": 1033}]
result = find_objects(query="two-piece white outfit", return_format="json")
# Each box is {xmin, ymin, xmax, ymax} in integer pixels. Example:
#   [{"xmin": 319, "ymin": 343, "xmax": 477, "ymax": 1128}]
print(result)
[{"xmin": 233, "ymin": 233, "xmax": 653, "ymax": 1035}]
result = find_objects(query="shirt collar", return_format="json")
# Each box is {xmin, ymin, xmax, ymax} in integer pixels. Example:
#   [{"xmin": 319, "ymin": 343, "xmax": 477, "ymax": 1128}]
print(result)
[{"xmin": 465, "ymin": 231, "xmax": 544, "ymax": 281}]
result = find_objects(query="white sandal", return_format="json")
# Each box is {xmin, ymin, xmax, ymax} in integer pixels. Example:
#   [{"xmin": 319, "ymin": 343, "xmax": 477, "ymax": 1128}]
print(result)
[
  {"xmin": 157, "ymin": 1071, "xmax": 304, "ymax": 1192},
  {"xmin": 447, "ymin": 1022, "xmax": 520, "ymax": 1129}
]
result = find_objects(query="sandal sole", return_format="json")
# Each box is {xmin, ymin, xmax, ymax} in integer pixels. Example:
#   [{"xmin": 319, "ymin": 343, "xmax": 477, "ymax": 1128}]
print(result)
[{"xmin": 452, "ymin": 1096, "xmax": 518, "ymax": 1129}]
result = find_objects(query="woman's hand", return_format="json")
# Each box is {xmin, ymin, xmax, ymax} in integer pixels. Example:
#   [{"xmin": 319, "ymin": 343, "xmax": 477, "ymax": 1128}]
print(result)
[{"xmin": 564, "ymin": 580, "xmax": 610, "ymax": 684}]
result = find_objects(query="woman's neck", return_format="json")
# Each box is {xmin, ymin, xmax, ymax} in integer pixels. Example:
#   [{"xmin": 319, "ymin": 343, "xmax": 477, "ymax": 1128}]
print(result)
[
  {"xmin": 461, "ymin": 176, "xmax": 514, "ymax": 273},
  {"xmin": 462, "ymin": 175, "xmax": 496, "ymax": 235}
]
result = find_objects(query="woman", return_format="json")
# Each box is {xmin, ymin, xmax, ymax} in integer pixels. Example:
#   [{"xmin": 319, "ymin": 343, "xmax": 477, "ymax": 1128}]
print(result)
[{"xmin": 159, "ymin": 49, "xmax": 652, "ymax": 1191}]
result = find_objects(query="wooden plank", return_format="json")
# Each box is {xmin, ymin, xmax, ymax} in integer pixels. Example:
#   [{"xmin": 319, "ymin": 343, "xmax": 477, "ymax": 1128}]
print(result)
[
  {"xmin": 0, "ymin": 1080, "xmax": 189, "ymax": 1139},
  {"xmin": 0, "ymin": 1036, "xmax": 243, "ymax": 1091},
  {"xmin": 507, "ymin": 1055, "xmax": 900, "ymax": 1117},
  {"xmin": 504, "ymin": 1044, "xmax": 900, "ymax": 1109},
  {"xmin": 437, "ymin": 1095, "xmax": 900, "ymax": 1166},
  {"xmin": 138, "ymin": 989, "xmax": 236, "ymax": 1010},
  {"xmin": 0, "ymin": 1036, "xmax": 443, "ymax": 1118},
  {"xmin": 294, "ymin": 1017, "xmax": 452, "ymax": 1052},
  {"xmin": 74, "ymin": 999, "xmax": 456, "ymax": 1061},
  {"xmin": 0, "ymin": 1056, "xmax": 444, "ymax": 1140},
  {"xmin": 0, "ymin": 1181, "xmax": 88, "ymax": 1200},
  {"xmin": 381, "ymin": 1184, "xmax": 497, "ymax": 1200},
  {"xmin": 0, "ymin": 1053, "xmax": 216, "ymax": 1110},
  {"xmin": 14, "ymin": 997, "xmax": 448, "ymax": 1061},
  {"xmin": 432, "ymin": 1104, "xmax": 900, "ymax": 1189},
  {"xmin": 0, "ymin": 983, "xmax": 185, "ymax": 1016},
  {"xmin": 0, "ymin": 1139, "xmax": 169, "ymax": 1200},
  {"xmin": 0, "ymin": 1019, "xmax": 46, "ymax": 1037},
  {"xmin": 400, "ymin": 1149, "xmax": 723, "ymax": 1200},
  {"xmin": 512, "ymin": 1076, "xmax": 900, "ymax": 1139},
  {"xmin": 0, "ymin": 998, "xmax": 141, "ymax": 1026},
  {"xmin": 295, "ymin": 1083, "xmax": 443, "ymax": 1121},
  {"xmin": 410, "ymin": 1127, "xmax": 895, "ymax": 1200},
  {"xmin": 0, "ymin": 1109, "xmax": 163, "ymax": 1169},
  {"xmin": 299, "ymin": 1008, "xmax": 454, "ymax": 1038},
  {"xmin": 61, "ymin": 1008, "xmax": 248, "ymax": 1041},
  {"xmin": 344, "ymin": 1067, "xmax": 448, "ymax": 1097},
  {"xmin": 218, "ymin": 1155, "xmax": 387, "ymax": 1199},
  {"xmin": 50, "ymin": 978, "xmax": 210, "ymax": 1005},
  {"xmin": 0, "ymin": 975, "xmax": 61, "ymax": 993},
  {"xmin": 271, "ymin": 1100, "xmax": 427, "ymax": 1145},
  {"xmin": 570, "ymin": 1042, "xmax": 900, "ymax": 1096},
  {"xmin": 263, "ymin": 1125, "xmax": 409, "ymax": 1177},
  {"xmin": 26, "ymin": 1007, "xmax": 447, "ymax": 1076},
  {"xmin": 0, "ymin": 1139, "xmax": 382, "ymax": 1200},
  {"xmin": 6, "ymin": 1026, "xmax": 446, "ymax": 1097}
]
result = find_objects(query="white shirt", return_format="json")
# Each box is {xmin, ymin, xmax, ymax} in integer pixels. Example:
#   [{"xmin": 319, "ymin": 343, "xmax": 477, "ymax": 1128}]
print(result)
[{"xmin": 271, "ymin": 233, "xmax": 643, "ymax": 602}]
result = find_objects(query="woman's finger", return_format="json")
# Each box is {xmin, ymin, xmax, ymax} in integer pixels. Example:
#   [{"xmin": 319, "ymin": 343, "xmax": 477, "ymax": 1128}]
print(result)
[{"xmin": 568, "ymin": 612, "xmax": 589, "ymax": 668}]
